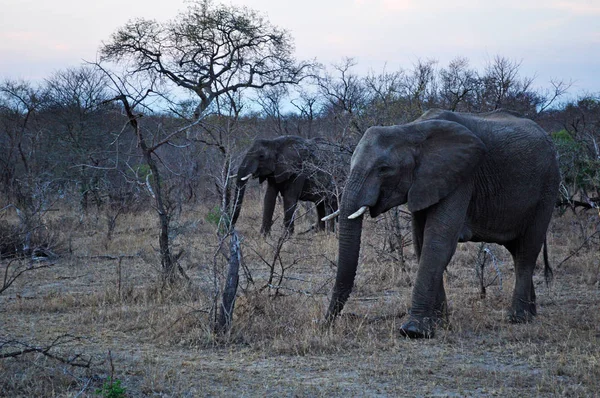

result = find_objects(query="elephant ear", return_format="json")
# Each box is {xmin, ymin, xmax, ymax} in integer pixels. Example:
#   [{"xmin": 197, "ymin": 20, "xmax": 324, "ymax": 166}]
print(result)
[
  {"xmin": 407, "ymin": 120, "xmax": 487, "ymax": 212},
  {"xmin": 273, "ymin": 142, "xmax": 306, "ymax": 183},
  {"xmin": 274, "ymin": 156, "xmax": 294, "ymax": 183}
]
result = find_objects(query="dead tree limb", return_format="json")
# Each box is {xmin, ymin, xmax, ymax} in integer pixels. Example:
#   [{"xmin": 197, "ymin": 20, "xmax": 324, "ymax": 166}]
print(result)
[
  {"xmin": 0, "ymin": 334, "xmax": 99, "ymax": 368},
  {"xmin": 1, "ymin": 260, "xmax": 53, "ymax": 295},
  {"xmin": 216, "ymin": 231, "xmax": 241, "ymax": 334}
]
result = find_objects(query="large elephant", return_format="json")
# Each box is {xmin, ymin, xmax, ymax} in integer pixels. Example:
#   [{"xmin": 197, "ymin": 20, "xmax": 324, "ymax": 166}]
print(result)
[
  {"xmin": 326, "ymin": 109, "xmax": 560, "ymax": 338},
  {"xmin": 231, "ymin": 136, "xmax": 342, "ymax": 235}
]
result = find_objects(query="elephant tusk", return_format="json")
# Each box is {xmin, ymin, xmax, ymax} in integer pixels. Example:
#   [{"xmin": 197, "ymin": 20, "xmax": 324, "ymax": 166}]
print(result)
[
  {"xmin": 321, "ymin": 209, "xmax": 340, "ymax": 221},
  {"xmin": 348, "ymin": 206, "xmax": 368, "ymax": 219},
  {"xmin": 229, "ymin": 174, "xmax": 237, "ymax": 179},
  {"xmin": 240, "ymin": 173, "xmax": 253, "ymax": 181}
]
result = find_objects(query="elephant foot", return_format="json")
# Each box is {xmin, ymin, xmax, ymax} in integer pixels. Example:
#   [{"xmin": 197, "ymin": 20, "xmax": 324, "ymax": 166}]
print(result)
[
  {"xmin": 508, "ymin": 309, "xmax": 536, "ymax": 324},
  {"xmin": 508, "ymin": 300, "xmax": 536, "ymax": 323},
  {"xmin": 399, "ymin": 317, "xmax": 436, "ymax": 339}
]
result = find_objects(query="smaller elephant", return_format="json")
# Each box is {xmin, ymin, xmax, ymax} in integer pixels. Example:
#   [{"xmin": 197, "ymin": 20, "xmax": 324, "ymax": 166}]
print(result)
[{"xmin": 231, "ymin": 136, "xmax": 344, "ymax": 235}]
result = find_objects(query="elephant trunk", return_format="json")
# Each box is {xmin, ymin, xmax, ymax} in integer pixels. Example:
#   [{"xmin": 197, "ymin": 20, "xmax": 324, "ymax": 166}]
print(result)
[
  {"xmin": 326, "ymin": 179, "xmax": 365, "ymax": 322},
  {"xmin": 230, "ymin": 178, "xmax": 247, "ymax": 227},
  {"xmin": 231, "ymin": 162, "xmax": 256, "ymax": 227}
]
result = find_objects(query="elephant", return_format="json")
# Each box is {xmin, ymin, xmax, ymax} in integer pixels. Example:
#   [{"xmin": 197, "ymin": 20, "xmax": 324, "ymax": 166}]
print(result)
[
  {"xmin": 231, "ymin": 135, "xmax": 344, "ymax": 235},
  {"xmin": 325, "ymin": 109, "xmax": 560, "ymax": 338}
]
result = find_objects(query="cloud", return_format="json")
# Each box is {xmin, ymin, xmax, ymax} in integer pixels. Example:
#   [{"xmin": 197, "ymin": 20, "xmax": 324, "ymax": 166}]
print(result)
[
  {"xmin": 381, "ymin": 0, "xmax": 415, "ymax": 11},
  {"xmin": 353, "ymin": 0, "xmax": 415, "ymax": 12},
  {"xmin": 0, "ymin": 30, "xmax": 71, "ymax": 56},
  {"xmin": 551, "ymin": 0, "xmax": 600, "ymax": 15},
  {"xmin": 53, "ymin": 44, "xmax": 70, "ymax": 51},
  {"xmin": 0, "ymin": 31, "xmax": 41, "ymax": 53},
  {"xmin": 354, "ymin": 0, "xmax": 600, "ymax": 14},
  {"xmin": 324, "ymin": 34, "xmax": 348, "ymax": 47},
  {"xmin": 1, "ymin": 31, "xmax": 37, "ymax": 42}
]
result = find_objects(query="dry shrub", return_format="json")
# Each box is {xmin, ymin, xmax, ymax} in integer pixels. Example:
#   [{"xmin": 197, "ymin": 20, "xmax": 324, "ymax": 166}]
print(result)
[
  {"xmin": 0, "ymin": 218, "xmax": 63, "ymax": 260},
  {"xmin": 0, "ymin": 220, "xmax": 21, "ymax": 258},
  {"xmin": 0, "ymin": 356, "xmax": 87, "ymax": 397},
  {"xmin": 1, "ymin": 199, "xmax": 599, "ymax": 396}
]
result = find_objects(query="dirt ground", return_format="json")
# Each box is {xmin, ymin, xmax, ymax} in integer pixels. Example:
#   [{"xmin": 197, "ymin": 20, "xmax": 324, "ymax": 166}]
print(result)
[{"xmin": 1, "ymin": 200, "xmax": 599, "ymax": 397}]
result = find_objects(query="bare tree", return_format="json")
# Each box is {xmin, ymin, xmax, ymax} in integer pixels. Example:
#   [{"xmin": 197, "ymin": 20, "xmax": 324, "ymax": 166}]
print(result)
[
  {"xmin": 479, "ymin": 56, "xmax": 536, "ymax": 113},
  {"xmin": 318, "ymin": 57, "xmax": 366, "ymax": 142},
  {"xmin": 403, "ymin": 58, "xmax": 438, "ymax": 117},
  {"xmin": 0, "ymin": 80, "xmax": 64, "ymax": 259},
  {"xmin": 0, "ymin": 80, "xmax": 48, "ymax": 203},
  {"xmin": 536, "ymin": 79, "xmax": 572, "ymax": 113},
  {"xmin": 97, "ymin": 0, "xmax": 314, "ymax": 288},
  {"xmin": 362, "ymin": 66, "xmax": 407, "ymax": 126},
  {"xmin": 44, "ymin": 66, "xmax": 113, "ymax": 212},
  {"xmin": 439, "ymin": 57, "xmax": 479, "ymax": 112},
  {"xmin": 94, "ymin": 64, "xmax": 192, "ymax": 283},
  {"xmin": 256, "ymin": 85, "xmax": 290, "ymax": 136},
  {"xmin": 100, "ymin": 0, "xmax": 313, "ymax": 119},
  {"xmin": 290, "ymin": 86, "xmax": 322, "ymax": 137}
]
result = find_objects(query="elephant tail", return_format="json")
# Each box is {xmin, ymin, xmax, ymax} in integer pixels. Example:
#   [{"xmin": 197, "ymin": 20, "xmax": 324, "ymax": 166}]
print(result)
[{"xmin": 543, "ymin": 237, "xmax": 553, "ymax": 286}]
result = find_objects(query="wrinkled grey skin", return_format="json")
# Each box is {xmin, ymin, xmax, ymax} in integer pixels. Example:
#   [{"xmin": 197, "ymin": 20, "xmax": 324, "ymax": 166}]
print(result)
[
  {"xmin": 326, "ymin": 109, "xmax": 560, "ymax": 338},
  {"xmin": 232, "ymin": 136, "xmax": 339, "ymax": 235}
]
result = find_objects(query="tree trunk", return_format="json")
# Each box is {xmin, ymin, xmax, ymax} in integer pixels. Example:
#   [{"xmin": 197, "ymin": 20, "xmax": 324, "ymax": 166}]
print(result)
[
  {"xmin": 216, "ymin": 231, "xmax": 241, "ymax": 334},
  {"xmin": 118, "ymin": 94, "xmax": 176, "ymax": 283}
]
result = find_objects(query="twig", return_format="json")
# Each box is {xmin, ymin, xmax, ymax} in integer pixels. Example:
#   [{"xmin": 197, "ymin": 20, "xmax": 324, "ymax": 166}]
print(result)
[
  {"xmin": 266, "ymin": 284, "xmax": 315, "ymax": 296},
  {"xmin": 0, "ymin": 334, "xmax": 98, "ymax": 368},
  {"xmin": 556, "ymin": 229, "xmax": 600, "ymax": 269},
  {"xmin": 1, "ymin": 260, "xmax": 53, "ymax": 295},
  {"xmin": 75, "ymin": 253, "xmax": 140, "ymax": 260},
  {"xmin": 152, "ymin": 306, "xmax": 210, "ymax": 340}
]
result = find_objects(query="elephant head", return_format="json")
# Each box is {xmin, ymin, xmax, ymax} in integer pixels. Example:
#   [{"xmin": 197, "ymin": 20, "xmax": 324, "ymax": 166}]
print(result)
[{"xmin": 326, "ymin": 120, "xmax": 486, "ymax": 322}]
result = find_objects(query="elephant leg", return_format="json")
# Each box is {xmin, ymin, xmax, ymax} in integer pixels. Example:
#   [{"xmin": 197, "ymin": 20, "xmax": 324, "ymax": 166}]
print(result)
[
  {"xmin": 412, "ymin": 210, "xmax": 449, "ymax": 316},
  {"xmin": 401, "ymin": 185, "xmax": 471, "ymax": 338},
  {"xmin": 282, "ymin": 192, "xmax": 300, "ymax": 234},
  {"xmin": 411, "ymin": 211, "xmax": 426, "ymax": 261},
  {"xmin": 315, "ymin": 201, "xmax": 326, "ymax": 231},
  {"xmin": 434, "ymin": 278, "xmax": 448, "ymax": 321},
  {"xmin": 324, "ymin": 199, "xmax": 337, "ymax": 232},
  {"xmin": 504, "ymin": 237, "xmax": 543, "ymax": 323},
  {"xmin": 504, "ymin": 200, "xmax": 554, "ymax": 323},
  {"xmin": 261, "ymin": 183, "xmax": 278, "ymax": 235},
  {"xmin": 401, "ymin": 250, "xmax": 452, "ymax": 339},
  {"xmin": 458, "ymin": 224, "xmax": 473, "ymax": 242},
  {"xmin": 327, "ymin": 212, "xmax": 336, "ymax": 232}
]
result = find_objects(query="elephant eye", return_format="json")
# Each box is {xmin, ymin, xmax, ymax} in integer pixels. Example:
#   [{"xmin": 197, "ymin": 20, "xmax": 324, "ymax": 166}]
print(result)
[{"xmin": 378, "ymin": 165, "xmax": 394, "ymax": 175}]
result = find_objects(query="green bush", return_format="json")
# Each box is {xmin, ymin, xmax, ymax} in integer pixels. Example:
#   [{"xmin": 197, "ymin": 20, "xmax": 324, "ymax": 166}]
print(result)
[
  {"xmin": 206, "ymin": 205, "xmax": 231, "ymax": 233},
  {"xmin": 552, "ymin": 129, "xmax": 600, "ymax": 204},
  {"xmin": 96, "ymin": 377, "xmax": 126, "ymax": 398}
]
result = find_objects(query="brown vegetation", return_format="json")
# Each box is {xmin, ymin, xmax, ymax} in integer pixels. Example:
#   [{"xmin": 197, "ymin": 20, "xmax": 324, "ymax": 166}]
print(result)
[{"xmin": 1, "ymin": 192, "xmax": 598, "ymax": 396}]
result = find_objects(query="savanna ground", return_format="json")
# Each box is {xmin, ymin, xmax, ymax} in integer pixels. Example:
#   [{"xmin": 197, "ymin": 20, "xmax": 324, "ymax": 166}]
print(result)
[{"xmin": 1, "ymin": 186, "xmax": 599, "ymax": 397}]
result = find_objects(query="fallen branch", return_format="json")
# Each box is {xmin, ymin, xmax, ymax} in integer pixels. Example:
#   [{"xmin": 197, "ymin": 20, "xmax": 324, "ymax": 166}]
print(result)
[
  {"xmin": 556, "ymin": 198, "xmax": 599, "ymax": 210},
  {"xmin": 556, "ymin": 229, "xmax": 600, "ymax": 269},
  {"xmin": 75, "ymin": 253, "xmax": 140, "ymax": 260},
  {"xmin": 0, "ymin": 334, "xmax": 99, "ymax": 368},
  {"xmin": 1, "ymin": 260, "xmax": 54, "ymax": 295}
]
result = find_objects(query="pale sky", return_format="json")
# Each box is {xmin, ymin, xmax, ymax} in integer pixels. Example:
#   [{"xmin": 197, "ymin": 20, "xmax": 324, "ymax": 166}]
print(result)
[{"xmin": 1, "ymin": 0, "xmax": 599, "ymax": 95}]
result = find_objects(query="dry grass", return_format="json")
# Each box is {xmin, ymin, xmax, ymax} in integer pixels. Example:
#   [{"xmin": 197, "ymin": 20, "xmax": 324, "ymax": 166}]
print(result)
[{"xmin": 1, "ymin": 189, "xmax": 599, "ymax": 397}]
